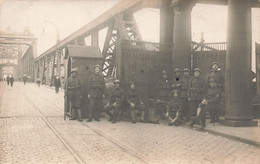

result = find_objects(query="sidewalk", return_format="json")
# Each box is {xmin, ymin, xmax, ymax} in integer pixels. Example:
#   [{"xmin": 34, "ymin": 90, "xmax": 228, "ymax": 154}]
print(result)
[
  {"xmin": 37, "ymin": 82, "xmax": 260, "ymax": 148},
  {"xmin": 204, "ymin": 121, "xmax": 260, "ymax": 147}
]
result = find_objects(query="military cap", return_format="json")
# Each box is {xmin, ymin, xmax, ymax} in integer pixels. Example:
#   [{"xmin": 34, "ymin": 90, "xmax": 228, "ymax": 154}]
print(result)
[
  {"xmin": 183, "ymin": 68, "xmax": 190, "ymax": 72},
  {"xmin": 209, "ymin": 78, "xmax": 216, "ymax": 83},
  {"xmin": 212, "ymin": 62, "xmax": 219, "ymax": 66},
  {"xmin": 71, "ymin": 67, "xmax": 78, "ymax": 73},
  {"xmin": 162, "ymin": 70, "xmax": 167, "ymax": 75},
  {"xmin": 94, "ymin": 64, "xmax": 101, "ymax": 69},
  {"xmin": 172, "ymin": 90, "xmax": 180, "ymax": 94},
  {"xmin": 174, "ymin": 68, "xmax": 181, "ymax": 72},
  {"xmin": 194, "ymin": 68, "xmax": 201, "ymax": 73},
  {"xmin": 114, "ymin": 79, "xmax": 120, "ymax": 84}
]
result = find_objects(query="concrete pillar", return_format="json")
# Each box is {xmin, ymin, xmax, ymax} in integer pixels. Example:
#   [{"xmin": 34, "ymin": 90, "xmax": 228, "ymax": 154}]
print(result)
[
  {"xmin": 160, "ymin": 0, "xmax": 174, "ymax": 52},
  {"xmin": 172, "ymin": 0, "xmax": 194, "ymax": 69},
  {"xmin": 222, "ymin": 0, "xmax": 257, "ymax": 126},
  {"xmin": 91, "ymin": 31, "xmax": 99, "ymax": 46}
]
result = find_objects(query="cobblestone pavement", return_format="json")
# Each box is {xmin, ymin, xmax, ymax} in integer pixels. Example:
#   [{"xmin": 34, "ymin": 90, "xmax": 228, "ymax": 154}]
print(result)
[
  {"xmin": 1, "ymin": 82, "xmax": 260, "ymax": 164},
  {"xmin": 0, "ymin": 82, "xmax": 78, "ymax": 164}
]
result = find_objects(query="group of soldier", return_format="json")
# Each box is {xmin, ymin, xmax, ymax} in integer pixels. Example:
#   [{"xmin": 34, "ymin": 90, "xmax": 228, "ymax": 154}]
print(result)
[
  {"xmin": 65, "ymin": 62, "xmax": 224, "ymax": 130},
  {"xmin": 159, "ymin": 62, "xmax": 224, "ymax": 130}
]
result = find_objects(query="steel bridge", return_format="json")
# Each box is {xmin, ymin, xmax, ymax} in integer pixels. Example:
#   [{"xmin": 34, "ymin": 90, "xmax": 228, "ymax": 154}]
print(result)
[{"xmin": 0, "ymin": 0, "xmax": 260, "ymax": 126}]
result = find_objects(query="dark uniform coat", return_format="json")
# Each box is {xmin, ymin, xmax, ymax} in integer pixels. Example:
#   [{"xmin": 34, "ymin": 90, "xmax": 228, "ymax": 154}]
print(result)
[
  {"xmin": 206, "ymin": 70, "xmax": 224, "ymax": 90},
  {"xmin": 65, "ymin": 76, "xmax": 81, "ymax": 108},
  {"xmin": 109, "ymin": 87, "xmax": 124, "ymax": 105},
  {"xmin": 158, "ymin": 77, "xmax": 171, "ymax": 100},
  {"xmin": 172, "ymin": 76, "xmax": 182, "ymax": 91},
  {"xmin": 180, "ymin": 76, "xmax": 190, "ymax": 98},
  {"xmin": 188, "ymin": 76, "xmax": 206, "ymax": 101},
  {"xmin": 88, "ymin": 74, "xmax": 105, "ymax": 98}
]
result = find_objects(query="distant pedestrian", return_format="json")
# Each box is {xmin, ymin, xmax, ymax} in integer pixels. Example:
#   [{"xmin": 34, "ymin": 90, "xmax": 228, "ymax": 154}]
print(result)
[
  {"xmin": 6, "ymin": 75, "xmax": 10, "ymax": 85},
  {"xmin": 54, "ymin": 76, "xmax": 61, "ymax": 93},
  {"xmin": 10, "ymin": 76, "xmax": 14, "ymax": 87},
  {"xmin": 36, "ymin": 77, "xmax": 41, "ymax": 87},
  {"xmin": 23, "ymin": 74, "xmax": 27, "ymax": 85}
]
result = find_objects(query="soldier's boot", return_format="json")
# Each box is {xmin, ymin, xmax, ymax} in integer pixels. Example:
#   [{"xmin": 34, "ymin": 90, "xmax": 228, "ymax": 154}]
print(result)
[
  {"xmin": 130, "ymin": 111, "xmax": 136, "ymax": 123},
  {"xmin": 172, "ymin": 117, "xmax": 180, "ymax": 126},
  {"xmin": 112, "ymin": 110, "xmax": 117, "ymax": 123},
  {"xmin": 188, "ymin": 117, "xmax": 196, "ymax": 128},
  {"xmin": 77, "ymin": 109, "xmax": 83, "ymax": 122},
  {"xmin": 87, "ymin": 110, "xmax": 92, "ymax": 122},
  {"xmin": 140, "ymin": 111, "xmax": 146, "ymax": 123},
  {"xmin": 105, "ymin": 110, "xmax": 113, "ymax": 121},
  {"xmin": 69, "ymin": 108, "xmax": 76, "ymax": 120}
]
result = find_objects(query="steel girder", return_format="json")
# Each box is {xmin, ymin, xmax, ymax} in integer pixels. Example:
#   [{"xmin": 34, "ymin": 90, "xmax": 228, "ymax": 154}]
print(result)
[{"xmin": 101, "ymin": 12, "xmax": 143, "ymax": 78}]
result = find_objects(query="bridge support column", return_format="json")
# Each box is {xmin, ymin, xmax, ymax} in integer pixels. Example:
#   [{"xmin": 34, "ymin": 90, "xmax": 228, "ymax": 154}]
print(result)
[
  {"xmin": 221, "ymin": 0, "xmax": 257, "ymax": 127},
  {"xmin": 172, "ymin": 0, "xmax": 195, "ymax": 69},
  {"xmin": 160, "ymin": 0, "xmax": 174, "ymax": 47}
]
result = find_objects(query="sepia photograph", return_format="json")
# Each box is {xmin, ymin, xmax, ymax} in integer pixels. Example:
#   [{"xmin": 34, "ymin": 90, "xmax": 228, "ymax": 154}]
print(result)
[{"xmin": 0, "ymin": 0, "xmax": 260, "ymax": 163}]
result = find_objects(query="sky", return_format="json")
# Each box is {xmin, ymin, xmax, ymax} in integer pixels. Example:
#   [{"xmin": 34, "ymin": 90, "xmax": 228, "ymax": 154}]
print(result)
[{"xmin": 0, "ymin": 0, "xmax": 259, "ymax": 70}]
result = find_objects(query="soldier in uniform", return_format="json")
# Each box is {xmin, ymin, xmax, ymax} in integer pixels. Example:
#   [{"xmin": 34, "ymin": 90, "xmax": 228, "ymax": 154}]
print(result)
[
  {"xmin": 54, "ymin": 76, "xmax": 61, "ymax": 93},
  {"xmin": 157, "ymin": 70, "xmax": 171, "ymax": 118},
  {"xmin": 10, "ymin": 75, "xmax": 14, "ymax": 87},
  {"xmin": 126, "ymin": 82, "xmax": 146, "ymax": 123},
  {"xmin": 23, "ymin": 74, "xmax": 27, "ymax": 85},
  {"xmin": 171, "ymin": 68, "xmax": 182, "ymax": 91},
  {"xmin": 187, "ymin": 68, "xmax": 206, "ymax": 121},
  {"xmin": 166, "ymin": 90, "xmax": 183, "ymax": 126},
  {"xmin": 206, "ymin": 62, "xmax": 224, "ymax": 122},
  {"xmin": 180, "ymin": 68, "xmax": 191, "ymax": 121},
  {"xmin": 190, "ymin": 78, "xmax": 221, "ymax": 130},
  {"xmin": 87, "ymin": 65, "xmax": 105, "ymax": 122},
  {"xmin": 65, "ymin": 68, "xmax": 82, "ymax": 121},
  {"xmin": 104, "ymin": 79, "xmax": 124, "ymax": 123},
  {"xmin": 6, "ymin": 75, "xmax": 10, "ymax": 85}
]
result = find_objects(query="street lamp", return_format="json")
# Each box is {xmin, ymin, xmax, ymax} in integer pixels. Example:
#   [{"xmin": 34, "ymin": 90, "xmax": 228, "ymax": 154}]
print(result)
[{"xmin": 42, "ymin": 20, "xmax": 60, "ymax": 44}]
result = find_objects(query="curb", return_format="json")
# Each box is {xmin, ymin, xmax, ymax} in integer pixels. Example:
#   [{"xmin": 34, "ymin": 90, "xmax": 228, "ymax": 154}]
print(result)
[{"xmin": 203, "ymin": 128, "xmax": 260, "ymax": 148}]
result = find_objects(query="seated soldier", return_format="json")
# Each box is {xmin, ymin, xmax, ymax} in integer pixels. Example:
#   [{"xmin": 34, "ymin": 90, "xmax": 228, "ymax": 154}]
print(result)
[
  {"xmin": 104, "ymin": 79, "xmax": 124, "ymax": 123},
  {"xmin": 189, "ymin": 78, "xmax": 221, "ymax": 130},
  {"xmin": 166, "ymin": 90, "xmax": 183, "ymax": 126},
  {"xmin": 126, "ymin": 82, "xmax": 146, "ymax": 123}
]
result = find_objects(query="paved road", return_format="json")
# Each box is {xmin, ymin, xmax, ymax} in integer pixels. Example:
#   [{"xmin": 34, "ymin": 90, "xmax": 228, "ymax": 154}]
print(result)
[{"xmin": 1, "ymin": 82, "xmax": 260, "ymax": 164}]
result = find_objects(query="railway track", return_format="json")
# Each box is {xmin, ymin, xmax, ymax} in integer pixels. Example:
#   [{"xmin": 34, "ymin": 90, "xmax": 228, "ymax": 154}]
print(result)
[{"xmin": 21, "ymin": 86, "xmax": 149, "ymax": 164}]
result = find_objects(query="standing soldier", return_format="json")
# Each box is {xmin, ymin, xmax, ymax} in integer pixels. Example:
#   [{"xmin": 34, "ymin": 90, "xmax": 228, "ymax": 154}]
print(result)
[
  {"xmin": 187, "ymin": 68, "xmax": 206, "ymax": 121},
  {"xmin": 104, "ymin": 79, "xmax": 124, "ymax": 123},
  {"xmin": 65, "ymin": 68, "xmax": 82, "ymax": 121},
  {"xmin": 180, "ymin": 68, "xmax": 191, "ymax": 121},
  {"xmin": 6, "ymin": 75, "xmax": 10, "ymax": 85},
  {"xmin": 10, "ymin": 75, "xmax": 14, "ymax": 87},
  {"xmin": 166, "ymin": 90, "xmax": 183, "ymax": 126},
  {"xmin": 172, "ymin": 68, "xmax": 182, "ymax": 91},
  {"xmin": 126, "ymin": 82, "xmax": 146, "ymax": 123},
  {"xmin": 157, "ymin": 70, "xmax": 171, "ymax": 119},
  {"xmin": 87, "ymin": 65, "xmax": 105, "ymax": 122},
  {"xmin": 54, "ymin": 76, "xmax": 61, "ymax": 93},
  {"xmin": 206, "ymin": 62, "xmax": 224, "ymax": 121},
  {"xmin": 23, "ymin": 74, "xmax": 27, "ymax": 85}
]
